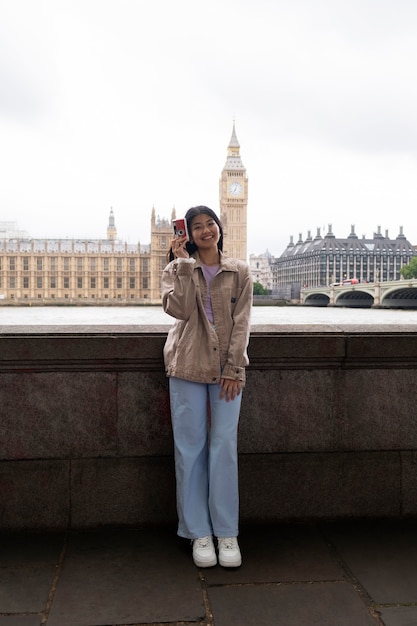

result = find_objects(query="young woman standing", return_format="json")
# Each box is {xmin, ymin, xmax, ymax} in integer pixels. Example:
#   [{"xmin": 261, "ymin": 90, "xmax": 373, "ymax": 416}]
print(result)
[{"xmin": 162, "ymin": 205, "xmax": 252, "ymax": 568}]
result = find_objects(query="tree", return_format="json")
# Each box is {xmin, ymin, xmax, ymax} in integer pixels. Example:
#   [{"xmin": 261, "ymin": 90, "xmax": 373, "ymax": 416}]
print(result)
[
  {"xmin": 253, "ymin": 281, "xmax": 269, "ymax": 295},
  {"xmin": 400, "ymin": 257, "xmax": 417, "ymax": 279}
]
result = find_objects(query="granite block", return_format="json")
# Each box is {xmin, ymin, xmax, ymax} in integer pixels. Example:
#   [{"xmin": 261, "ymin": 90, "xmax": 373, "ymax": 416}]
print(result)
[
  {"xmin": 400, "ymin": 451, "xmax": 417, "ymax": 516},
  {"xmin": 239, "ymin": 451, "xmax": 401, "ymax": 521},
  {"xmin": 70, "ymin": 456, "xmax": 176, "ymax": 528},
  {"xmin": 341, "ymin": 369, "xmax": 417, "ymax": 450},
  {"xmin": 0, "ymin": 461, "xmax": 69, "ymax": 530},
  {"xmin": 117, "ymin": 371, "xmax": 173, "ymax": 455},
  {"xmin": 240, "ymin": 369, "xmax": 343, "ymax": 453},
  {"xmin": 0, "ymin": 372, "xmax": 118, "ymax": 460}
]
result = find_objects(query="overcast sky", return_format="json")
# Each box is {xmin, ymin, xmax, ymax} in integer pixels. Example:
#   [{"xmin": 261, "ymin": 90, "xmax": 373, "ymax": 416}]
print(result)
[{"xmin": 1, "ymin": 0, "xmax": 417, "ymax": 257}]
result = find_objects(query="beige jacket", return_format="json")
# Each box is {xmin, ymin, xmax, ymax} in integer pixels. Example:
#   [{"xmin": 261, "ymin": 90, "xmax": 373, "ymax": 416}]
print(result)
[{"xmin": 162, "ymin": 252, "xmax": 253, "ymax": 385}]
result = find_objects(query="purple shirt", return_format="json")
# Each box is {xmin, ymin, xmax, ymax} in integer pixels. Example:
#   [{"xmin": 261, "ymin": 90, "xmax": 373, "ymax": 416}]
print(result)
[{"xmin": 201, "ymin": 264, "xmax": 219, "ymax": 324}]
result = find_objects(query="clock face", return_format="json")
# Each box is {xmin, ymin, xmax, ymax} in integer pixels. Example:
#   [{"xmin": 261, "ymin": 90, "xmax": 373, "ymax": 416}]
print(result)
[{"xmin": 229, "ymin": 181, "xmax": 242, "ymax": 196}]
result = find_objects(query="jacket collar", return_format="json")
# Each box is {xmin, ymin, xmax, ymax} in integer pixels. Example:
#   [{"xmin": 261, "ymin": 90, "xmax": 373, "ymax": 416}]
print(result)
[{"xmin": 192, "ymin": 250, "xmax": 239, "ymax": 272}]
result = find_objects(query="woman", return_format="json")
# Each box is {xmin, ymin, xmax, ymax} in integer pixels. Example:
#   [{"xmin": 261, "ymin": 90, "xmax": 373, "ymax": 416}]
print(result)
[{"xmin": 162, "ymin": 205, "xmax": 252, "ymax": 568}]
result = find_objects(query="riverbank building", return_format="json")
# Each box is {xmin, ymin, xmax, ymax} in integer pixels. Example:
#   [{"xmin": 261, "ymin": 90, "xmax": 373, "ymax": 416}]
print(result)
[
  {"xmin": 0, "ymin": 124, "xmax": 248, "ymax": 304},
  {"xmin": 270, "ymin": 224, "xmax": 416, "ymax": 297}
]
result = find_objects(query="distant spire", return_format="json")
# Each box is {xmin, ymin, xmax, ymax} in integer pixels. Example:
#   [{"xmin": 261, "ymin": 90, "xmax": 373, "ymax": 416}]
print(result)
[
  {"xmin": 229, "ymin": 120, "xmax": 240, "ymax": 149},
  {"xmin": 107, "ymin": 207, "xmax": 117, "ymax": 241},
  {"xmin": 225, "ymin": 120, "xmax": 244, "ymax": 169}
]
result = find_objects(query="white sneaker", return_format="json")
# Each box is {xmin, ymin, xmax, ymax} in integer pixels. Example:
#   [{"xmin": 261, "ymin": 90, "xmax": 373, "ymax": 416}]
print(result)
[
  {"xmin": 192, "ymin": 536, "xmax": 217, "ymax": 568},
  {"xmin": 217, "ymin": 537, "xmax": 242, "ymax": 568}
]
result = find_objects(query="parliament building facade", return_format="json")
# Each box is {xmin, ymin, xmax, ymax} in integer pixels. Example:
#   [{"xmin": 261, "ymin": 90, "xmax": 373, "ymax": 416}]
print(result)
[{"xmin": 0, "ymin": 124, "xmax": 248, "ymax": 304}]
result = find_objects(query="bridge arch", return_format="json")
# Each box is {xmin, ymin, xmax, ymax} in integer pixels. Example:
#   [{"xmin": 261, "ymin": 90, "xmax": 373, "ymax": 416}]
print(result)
[
  {"xmin": 303, "ymin": 293, "xmax": 330, "ymax": 306},
  {"xmin": 380, "ymin": 286, "xmax": 417, "ymax": 308},
  {"xmin": 334, "ymin": 289, "xmax": 374, "ymax": 308}
]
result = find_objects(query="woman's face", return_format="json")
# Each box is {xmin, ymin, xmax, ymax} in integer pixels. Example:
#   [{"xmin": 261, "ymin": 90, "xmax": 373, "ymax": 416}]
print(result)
[{"xmin": 190, "ymin": 213, "xmax": 220, "ymax": 250}]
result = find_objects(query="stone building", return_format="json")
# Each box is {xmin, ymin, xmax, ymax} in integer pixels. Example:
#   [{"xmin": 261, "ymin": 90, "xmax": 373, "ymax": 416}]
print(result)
[
  {"xmin": 272, "ymin": 224, "xmax": 416, "ymax": 291},
  {"xmin": 249, "ymin": 250, "xmax": 274, "ymax": 291},
  {"xmin": 0, "ymin": 123, "xmax": 248, "ymax": 303}
]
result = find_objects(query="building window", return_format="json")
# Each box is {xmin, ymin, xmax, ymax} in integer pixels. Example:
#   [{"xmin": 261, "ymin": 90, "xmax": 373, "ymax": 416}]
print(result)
[
  {"xmin": 9, "ymin": 257, "xmax": 16, "ymax": 270},
  {"xmin": 130, "ymin": 278, "xmax": 135, "ymax": 289},
  {"xmin": 103, "ymin": 258, "xmax": 109, "ymax": 271},
  {"xmin": 142, "ymin": 259, "xmax": 148, "ymax": 272},
  {"xmin": 116, "ymin": 277, "xmax": 122, "ymax": 289},
  {"xmin": 50, "ymin": 257, "xmax": 56, "ymax": 271},
  {"xmin": 64, "ymin": 278, "xmax": 69, "ymax": 289},
  {"xmin": 91, "ymin": 277, "xmax": 96, "ymax": 289},
  {"xmin": 23, "ymin": 277, "xmax": 29, "ymax": 289},
  {"xmin": 37, "ymin": 277, "xmax": 42, "ymax": 289},
  {"xmin": 77, "ymin": 277, "xmax": 83, "ymax": 288},
  {"xmin": 130, "ymin": 259, "xmax": 135, "ymax": 271},
  {"xmin": 64, "ymin": 258, "xmax": 70, "ymax": 271},
  {"xmin": 103, "ymin": 277, "xmax": 109, "ymax": 289},
  {"xmin": 143, "ymin": 277, "xmax": 148, "ymax": 289},
  {"xmin": 117, "ymin": 258, "xmax": 122, "ymax": 272},
  {"xmin": 90, "ymin": 258, "xmax": 96, "ymax": 271},
  {"xmin": 77, "ymin": 258, "xmax": 83, "ymax": 271},
  {"xmin": 23, "ymin": 257, "xmax": 29, "ymax": 270},
  {"xmin": 37, "ymin": 258, "xmax": 42, "ymax": 271},
  {"xmin": 50, "ymin": 277, "xmax": 56, "ymax": 289},
  {"xmin": 9, "ymin": 277, "xmax": 15, "ymax": 288}
]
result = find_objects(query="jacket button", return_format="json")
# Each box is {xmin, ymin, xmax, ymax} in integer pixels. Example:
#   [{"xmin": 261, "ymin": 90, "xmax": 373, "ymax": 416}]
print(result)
[{"xmin": 212, "ymin": 377, "xmax": 217, "ymax": 382}]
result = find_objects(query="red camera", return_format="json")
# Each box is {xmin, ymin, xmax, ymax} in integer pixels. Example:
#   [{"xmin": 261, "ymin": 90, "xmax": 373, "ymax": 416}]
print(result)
[{"xmin": 172, "ymin": 218, "xmax": 189, "ymax": 240}]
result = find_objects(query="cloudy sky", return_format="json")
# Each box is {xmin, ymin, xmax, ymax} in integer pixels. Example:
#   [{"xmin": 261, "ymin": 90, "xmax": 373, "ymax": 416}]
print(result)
[{"xmin": 1, "ymin": 0, "xmax": 417, "ymax": 257}]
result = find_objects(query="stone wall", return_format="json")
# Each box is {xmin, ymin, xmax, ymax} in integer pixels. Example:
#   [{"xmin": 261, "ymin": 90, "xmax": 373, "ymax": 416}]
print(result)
[{"xmin": 1, "ymin": 324, "xmax": 417, "ymax": 530}]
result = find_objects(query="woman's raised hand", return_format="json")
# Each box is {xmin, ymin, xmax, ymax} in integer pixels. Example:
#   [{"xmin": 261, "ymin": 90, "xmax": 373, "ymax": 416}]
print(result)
[{"xmin": 172, "ymin": 235, "xmax": 189, "ymax": 259}]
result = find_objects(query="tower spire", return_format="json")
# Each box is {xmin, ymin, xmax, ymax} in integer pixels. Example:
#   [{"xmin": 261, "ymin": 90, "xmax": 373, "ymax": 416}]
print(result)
[{"xmin": 107, "ymin": 207, "xmax": 117, "ymax": 241}]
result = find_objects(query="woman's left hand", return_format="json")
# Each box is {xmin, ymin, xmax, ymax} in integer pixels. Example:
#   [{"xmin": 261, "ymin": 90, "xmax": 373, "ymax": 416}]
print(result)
[{"xmin": 219, "ymin": 378, "xmax": 242, "ymax": 402}]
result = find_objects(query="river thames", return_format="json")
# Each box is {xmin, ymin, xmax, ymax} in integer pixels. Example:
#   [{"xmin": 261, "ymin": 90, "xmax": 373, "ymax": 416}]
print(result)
[{"xmin": 0, "ymin": 305, "xmax": 416, "ymax": 326}]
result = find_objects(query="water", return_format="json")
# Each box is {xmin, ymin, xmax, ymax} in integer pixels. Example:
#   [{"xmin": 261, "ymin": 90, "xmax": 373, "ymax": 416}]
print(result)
[{"xmin": 0, "ymin": 305, "xmax": 416, "ymax": 326}]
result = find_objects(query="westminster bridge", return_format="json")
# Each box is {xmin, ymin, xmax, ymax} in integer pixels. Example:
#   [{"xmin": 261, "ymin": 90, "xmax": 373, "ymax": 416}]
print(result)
[{"xmin": 301, "ymin": 278, "xmax": 417, "ymax": 308}]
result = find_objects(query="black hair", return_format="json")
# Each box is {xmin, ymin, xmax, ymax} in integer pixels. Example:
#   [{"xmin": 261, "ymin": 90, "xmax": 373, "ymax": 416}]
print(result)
[{"xmin": 167, "ymin": 206, "xmax": 223, "ymax": 262}]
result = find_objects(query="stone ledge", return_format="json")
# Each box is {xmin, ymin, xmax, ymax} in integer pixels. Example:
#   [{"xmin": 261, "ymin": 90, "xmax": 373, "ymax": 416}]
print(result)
[{"xmin": 1, "ymin": 328, "xmax": 417, "ymax": 529}]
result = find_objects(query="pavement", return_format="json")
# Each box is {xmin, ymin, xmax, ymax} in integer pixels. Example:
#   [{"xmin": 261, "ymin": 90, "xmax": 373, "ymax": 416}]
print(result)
[{"xmin": 1, "ymin": 520, "xmax": 417, "ymax": 626}]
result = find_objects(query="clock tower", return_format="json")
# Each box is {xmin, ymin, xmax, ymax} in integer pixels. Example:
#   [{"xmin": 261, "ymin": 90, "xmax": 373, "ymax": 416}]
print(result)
[{"xmin": 219, "ymin": 122, "xmax": 248, "ymax": 261}]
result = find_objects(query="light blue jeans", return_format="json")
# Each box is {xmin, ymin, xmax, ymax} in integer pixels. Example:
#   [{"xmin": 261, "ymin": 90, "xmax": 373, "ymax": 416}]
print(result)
[{"xmin": 169, "ymin": 376, "xmax": 242, "ymax": 539}]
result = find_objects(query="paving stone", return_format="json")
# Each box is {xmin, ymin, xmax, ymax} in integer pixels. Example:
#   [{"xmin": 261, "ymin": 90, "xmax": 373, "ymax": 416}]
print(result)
[
  {"xmin": 378, "ymin": 605, "xmax": 417, "ymax": 626},
  {"xmin": 0, "ymin": 567, "xmax": 55, "ymax": 613},
  {"xmin": 0, "ymin": 618, "xmax": 42, "ymax": 626},
  {"xmin": 0, "ymin": 533, "xmax": 64, "ymax": 567},
  {"xmin": 324, "ymin": 521, "xmax": 417, "ymax": 604},
  {"xmin": 208, "ymin": 581, "xmax": 378, "ymax": 626},
  {"xmin": 47, "ymin": 528, "xmax": 204, "ymax": 626},
  {"xmin": 206, "ymin": 524, "xmax": 343, "ymax": 585}
]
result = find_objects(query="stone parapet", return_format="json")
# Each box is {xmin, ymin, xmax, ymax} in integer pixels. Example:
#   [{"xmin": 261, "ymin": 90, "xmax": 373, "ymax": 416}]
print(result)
[{"xmin": 1, "ymin": 324, "xmax": 417, "ymax": 529}]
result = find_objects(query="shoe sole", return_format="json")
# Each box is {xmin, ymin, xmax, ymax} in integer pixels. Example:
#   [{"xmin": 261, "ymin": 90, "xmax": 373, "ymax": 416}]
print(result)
[
  {"xmin": 193, "ymin": 556, "xmax": 217, "ymax": 568},
  {"xmin": 219, "ymin": 556, "xmax": 242, "ymax": 568}
]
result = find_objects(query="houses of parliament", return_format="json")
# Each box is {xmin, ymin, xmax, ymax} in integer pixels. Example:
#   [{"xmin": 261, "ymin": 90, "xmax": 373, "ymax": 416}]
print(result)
[{"xmin": 0, "ymin": 124, "xmax": 248, "ymax": 304}]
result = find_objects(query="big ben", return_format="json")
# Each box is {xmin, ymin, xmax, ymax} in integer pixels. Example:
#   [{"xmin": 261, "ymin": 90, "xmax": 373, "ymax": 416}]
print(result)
[{"xmin": 219, "ymin": 122, "xmax": 248, "ymax": 261}]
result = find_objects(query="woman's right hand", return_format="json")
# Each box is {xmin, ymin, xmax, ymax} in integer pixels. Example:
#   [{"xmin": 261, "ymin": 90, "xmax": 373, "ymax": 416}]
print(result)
[{"xmin": 172, "ymin": 235, "xmax": 189, "ymax": 259}]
